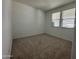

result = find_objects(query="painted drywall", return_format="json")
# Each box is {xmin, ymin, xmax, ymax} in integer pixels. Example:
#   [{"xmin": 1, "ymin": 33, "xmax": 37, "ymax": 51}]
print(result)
[
  {"xmin": 2, "ymin": 0, "xmax": 12, "ymax": 59},
  {"xmin": 45, "ymin": 2, "xmax": 75, "ymax": 41},
  {"xmin": 12, "ymin": 1, "xmax": 45, "ymax": 39}
]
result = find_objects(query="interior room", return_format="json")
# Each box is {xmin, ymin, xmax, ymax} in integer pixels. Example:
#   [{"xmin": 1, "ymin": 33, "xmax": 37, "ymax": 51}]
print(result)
[{"xmin": 3, "ymin": 0, "xmax": 76, "ymax": 59}]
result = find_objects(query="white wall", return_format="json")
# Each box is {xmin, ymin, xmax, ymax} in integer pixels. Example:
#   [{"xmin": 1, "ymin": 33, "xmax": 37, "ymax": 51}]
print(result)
[
  {"xmin": 45, "ymin": 2, "xmax": 75, "ymax": 41},
  {"xmin": 12, "ymin": 1, "xmax": 45, "ymax": 39},
  {"xmin": 2, "ymin": 0, "xmax": 12, "ymax": 59}
]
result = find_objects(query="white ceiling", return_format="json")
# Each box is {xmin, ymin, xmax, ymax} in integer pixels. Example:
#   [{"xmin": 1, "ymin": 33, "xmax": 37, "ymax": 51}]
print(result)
[{"xmin": 14, "ymin": 0, "xmax": 75, "ymax": 11}]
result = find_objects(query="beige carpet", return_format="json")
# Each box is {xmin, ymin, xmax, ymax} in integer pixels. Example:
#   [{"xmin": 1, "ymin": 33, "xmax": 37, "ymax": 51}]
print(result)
[{"xmin": 11, "ymin": 33, "xmax": 72, "ymax": 59}]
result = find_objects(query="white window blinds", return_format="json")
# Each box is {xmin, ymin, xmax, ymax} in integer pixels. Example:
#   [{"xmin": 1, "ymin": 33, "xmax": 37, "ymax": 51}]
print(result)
[
  {"xmin": 52, "ymin": 12, "xmax": 60, "ymax": 27},
  {"xmin": 62, "ymin": 8, "xmax": 75, "ymax": 28}
]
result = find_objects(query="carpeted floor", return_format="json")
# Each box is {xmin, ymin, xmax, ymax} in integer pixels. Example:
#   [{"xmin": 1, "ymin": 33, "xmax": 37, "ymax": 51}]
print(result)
[{"xmin": 11, "ymin": 33, "xmax": 72, "ymax": 59}]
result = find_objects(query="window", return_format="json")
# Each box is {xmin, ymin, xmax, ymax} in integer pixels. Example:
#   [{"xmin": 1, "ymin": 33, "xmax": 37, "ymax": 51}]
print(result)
[
  {"xmin": 52, "ymin": 12, "xmax": 60, "ymax": 27},
  {"xmin": 61, "ymin": 8, "xmax": 75, "ymax": 28},
  {"xmin": 51, "ymin": 8, "xmax": 75, "ymax": 28}
]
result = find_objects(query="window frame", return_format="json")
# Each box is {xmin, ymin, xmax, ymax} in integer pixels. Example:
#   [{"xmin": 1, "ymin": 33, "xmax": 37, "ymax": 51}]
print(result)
[
  {"xmin": 51, "ymin": 8, "xmax": 75, "ymax": 29},
  {"xmin": 51, "ymin": 11, "xmax": 61, "ymax": 27},
  {"xmin": 51, "ymin": 11, "xmax": 61, "ymax": 28}
]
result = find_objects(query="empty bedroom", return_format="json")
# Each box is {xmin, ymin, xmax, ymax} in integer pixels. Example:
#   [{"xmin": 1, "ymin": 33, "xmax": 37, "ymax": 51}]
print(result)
[{"xmin": 2, "ymin": 0, "xmax": 76, "ymax": 59}]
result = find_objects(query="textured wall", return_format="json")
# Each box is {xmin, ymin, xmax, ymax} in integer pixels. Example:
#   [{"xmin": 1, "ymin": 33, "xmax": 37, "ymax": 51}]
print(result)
[{"xmin": 12, "ymin": 1, "xmax": 45, "ymax": 39}]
